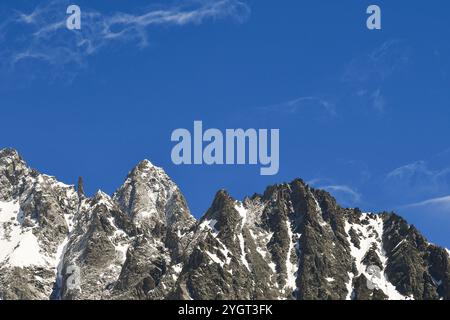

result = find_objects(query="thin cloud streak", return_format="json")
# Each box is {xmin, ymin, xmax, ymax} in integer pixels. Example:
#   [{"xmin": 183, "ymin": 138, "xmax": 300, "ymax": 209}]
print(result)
[
  {"xmin": 260, "ymin": 39, "xmax": 410, "ymax": 118},
  {"xmin": 342, "ymin": 39, "xmax": 411, "ymax": 114},
  {"xmin": 260, "ymin": 96, "xmax": 336, "ymax": 116},
  {"xmin": 308, "ymin": 178, "xmax": 362, "ymax": 206},
  {"xmin": 321, "ymin": 185, "xmax": 362, "ymax": 204},
  {"xmin": 385, "ymin": 160, "xmax": 450, "ymax": 197},
  {"xmin": 402, "ymin": 195, "xmax": 450, "ymax": 213}
]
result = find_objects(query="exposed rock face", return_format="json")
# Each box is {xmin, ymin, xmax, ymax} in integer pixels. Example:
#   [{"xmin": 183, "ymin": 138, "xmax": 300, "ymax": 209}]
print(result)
[
  {"xmin": 0, "ymin": 148, "xmax": 449, "ymax": 300},
  {"xmin": 77, "ymin": 177, "xmax": 85, "ymax": 199},
  {"xmin": 0, "ymin": 148, "xmax": 79, "ymax": 299}
]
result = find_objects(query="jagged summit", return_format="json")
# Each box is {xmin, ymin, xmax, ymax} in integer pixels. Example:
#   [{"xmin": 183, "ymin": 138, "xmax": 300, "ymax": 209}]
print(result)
[
  {"xmin": 0, "ymin": 148, "xmax": 27, "ymax": 173},
  {"xmin": 128, "ymin": 159, "xmax": 165, "ymax": 177},
  {"xmin": 138, "ymin": 159, "xmax": 156, "ymax": 168},
  {"xmin": 0, "ymin": 148, "xmax": 21, "ymax": 160},
  {"xmin": 113, "ymin": 157, "xmax": 193, "ymax": 230},
  {"xmin": 92, "ymin": 190, "xmax": 113, "ymax": 203},
  {"xmin": 0, "ymin": 150, "xmax": 449, "ymax": 300}
]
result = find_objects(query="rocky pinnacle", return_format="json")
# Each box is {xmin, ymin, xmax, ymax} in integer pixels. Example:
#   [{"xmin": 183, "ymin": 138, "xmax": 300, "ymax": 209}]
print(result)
[{"xmin": 0, "ymin": 149, "xmax": 448, "ymax": 300}]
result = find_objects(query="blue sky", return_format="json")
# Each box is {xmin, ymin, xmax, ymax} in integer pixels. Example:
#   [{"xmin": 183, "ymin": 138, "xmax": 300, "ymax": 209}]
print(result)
[{"xmin": 1, "ymin": 0, "xmax": 450, "ymax": 247}]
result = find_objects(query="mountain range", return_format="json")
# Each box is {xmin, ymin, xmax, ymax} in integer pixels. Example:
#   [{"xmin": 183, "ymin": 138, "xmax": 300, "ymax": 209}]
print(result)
[{"xmin": 0, "ymin": 148, "xmax": 448, "ymax": 300}]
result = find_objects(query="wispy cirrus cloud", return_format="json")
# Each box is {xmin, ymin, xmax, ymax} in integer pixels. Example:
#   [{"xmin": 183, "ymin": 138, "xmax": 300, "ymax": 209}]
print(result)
[
  {"xmin": 369, "ymin": 88, "xmax": 386, "ymax": 113},
  {"xmin": 260, "ymin": 96, "xmax": 336, "ymax": 116},
  {"xmin": 400, "ymin": 195, "xmax": 450, "ymax": 222},
  {"xmin": 320, "ymin": 185, "xmax": 362, "ymax": 205},
  {"xmin": 307, "ymin": 178, "xmax": 362, "ymax": 207},
  {"xmin": 0, "ymin": 0, "xmax": 250, "ymax": 70},
  {"xmin": 385, "ymin": 160, "xmax": 450, "ymax": 200},
  {"xmin": 342, "ymin": 39, "xmax": 411, "ymax": 84},
  {"xmin": 260, "ymin": 39, "xmax": 411, "ymax": 118},
  {"xmin": 404, "ymin": 195, "xmax": 450, "ymax": 211},
  {"xmin": 343, "ymin": 39, "xmax": 411, "ymax": 114}
]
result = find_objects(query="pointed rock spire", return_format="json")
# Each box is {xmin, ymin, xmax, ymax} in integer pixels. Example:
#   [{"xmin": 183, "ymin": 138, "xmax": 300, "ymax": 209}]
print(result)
[{"xmin": 77, "ymin": 176, "xmax": 85, "ymax": 199}]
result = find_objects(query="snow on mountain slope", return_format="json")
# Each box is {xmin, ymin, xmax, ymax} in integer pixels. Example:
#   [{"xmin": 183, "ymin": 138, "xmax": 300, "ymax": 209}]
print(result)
[
  {"xmin": 0, "ymin": 200, "xmax": 48, "ymax": 267},
  {"xmin": 345, "ymin": 213, "xmax": 408, "ymax": 300},
  {"xmin": 0, "ymin": 201, "xmax": 21, "ymax": 262},
  {"xmin": 235, "ymin": 202, "xmax": 251, "ymax": 272},
  {"xmin": 284, "ymin": 219, "xmax": 300, "ymax": 294},
  {"xmin": 0, "ymin": 149, "xmax": 449, "ymax": 300}
]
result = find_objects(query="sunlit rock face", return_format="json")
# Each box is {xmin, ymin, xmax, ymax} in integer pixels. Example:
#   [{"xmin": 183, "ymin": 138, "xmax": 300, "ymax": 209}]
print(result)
[{"xmin": 0, "ymin": 149, "xmax": 448, "ymax": 300}]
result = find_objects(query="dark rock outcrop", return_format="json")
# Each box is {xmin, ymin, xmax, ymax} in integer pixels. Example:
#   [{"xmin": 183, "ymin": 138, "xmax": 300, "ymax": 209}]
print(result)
[{"xmin": 0, "ymin": 149, "xmax": 448, "ymax": 300}]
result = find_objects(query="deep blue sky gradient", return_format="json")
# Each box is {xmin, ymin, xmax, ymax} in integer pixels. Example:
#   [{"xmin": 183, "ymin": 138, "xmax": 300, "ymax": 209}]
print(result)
[{"xmin": 1, "ymin": 0, "xmax": 450, "ymax": 247}]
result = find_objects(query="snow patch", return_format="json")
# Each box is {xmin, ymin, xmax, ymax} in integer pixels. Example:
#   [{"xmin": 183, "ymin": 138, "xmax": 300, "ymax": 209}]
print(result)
[
  {"xmin": 392, "ymin": 239, "xmax": 406, "ymax": 251},
  {"xmin": 215, "ymin": 237, "xmax": 232, "ymax": 265},
  {"xmin": 235, "ymin": 202, "xmax": 248, "ymax": 224},
  {"xmin": 7, "ymin": 230, "xmax": 47, "ymax": 267},
  {"xmin": 283, "ymin": 220, "xmax": 300, "ymax": 294},
  {"xmin": 107, "ymin": 217, "xmax": 129, "ymax": 263},
  {"xmin": 171, "ymin": 263, "xmax": 183, "ymax": 281},
  {"xmin": 206, "ymin": 251, "xmax": 225, "ymax": 267},
  {"xmin": 309, "ymin": 192, "xmax": 329, "ymax": 228},
  {"xmin": 235, "ymin": 202, "xmax": 251, "ymax": 272},
  {"xmin": 249, "ymin": 225, "xmax": 276, "ymax": 273},
  {"xmin": 345, "ymin": 214, "xmax": 410, "ymax": 300},
  {"xmin": 0, "ymin": 200, "xmax": 48, "ymax": 267},
  {"xmin": 0, "ymin": 200, "xmax": 20, "ymax": 223},
  {"xmin": 345, "ymin": 272, "xmax": 354, "ymax": 300},
  {"xmin": 173, "ymin": 263, "xmax": 183, "ymax": 274},
  {"xmin": 238, "ymin": 233, "xmax": 251, "ymax": 271},
  {"xmin": 268, "ymin": 262, "xmax": 277, "ymax": 273}
]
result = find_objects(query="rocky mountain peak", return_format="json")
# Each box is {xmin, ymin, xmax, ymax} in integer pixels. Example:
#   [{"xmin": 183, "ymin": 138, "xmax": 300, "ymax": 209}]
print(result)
[
  {"xmin": 129, "ymin": 159, "xmax": 161, "ymax": 177},
  {"xmin": 0, "ymin": 148, "xmax": 21, "ymax": 162},
  {"xmin": 200, "ymin": 190, "xmax": 243, "ymax": 236},
  {"xmin": 91, "ymin": 190, "xmax": 115, "ymax": 208},
  {"xmin": 113, "ymin": 159, "xmax": 193, "ymax": 230},
  {"xmin": 0, "ymin": 148, "xmax": 28, "ymax": 174},
  {"xmin": 137, "ymin": 159, "xmax": 155, "ymax": 169},
  {"xmin": 204, "ymin": 190, "xmax": 235, "ymax": 215},
  {"xmin": 0, "ymin": 149, "xmax": 33, "ymax": 202},
  {"xmin": 77, "ymin": 177, "xmax": 85, "ymax": 199},
  {"xmin": 0, "ymin": 150, "xmax": 449, "ymax": 301}
]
